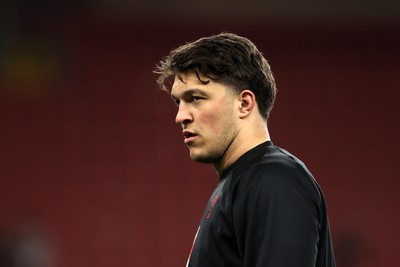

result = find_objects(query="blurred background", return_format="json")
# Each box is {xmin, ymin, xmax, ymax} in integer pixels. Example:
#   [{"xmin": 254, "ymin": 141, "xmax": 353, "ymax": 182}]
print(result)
[{"xmin": 0, "ymin": 0, "xmax": 399, "ymax": 266}]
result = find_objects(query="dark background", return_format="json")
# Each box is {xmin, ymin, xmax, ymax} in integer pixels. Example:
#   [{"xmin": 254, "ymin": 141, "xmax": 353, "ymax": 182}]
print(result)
[{"xmin": 0, "ymin": 1, "xmax": 399, "ymax": 266}]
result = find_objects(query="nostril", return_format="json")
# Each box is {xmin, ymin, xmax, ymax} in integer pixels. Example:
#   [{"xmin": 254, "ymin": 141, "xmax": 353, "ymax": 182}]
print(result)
[{"xmin": 175, "ymin": 111, "xmax": 192, "ymax": 125}]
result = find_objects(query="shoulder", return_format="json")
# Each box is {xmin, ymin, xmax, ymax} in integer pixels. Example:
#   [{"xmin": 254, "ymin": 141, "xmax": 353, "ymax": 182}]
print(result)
[{"xmin": 232, "ymin": 145, "xmax": 322, "ymax": 203}]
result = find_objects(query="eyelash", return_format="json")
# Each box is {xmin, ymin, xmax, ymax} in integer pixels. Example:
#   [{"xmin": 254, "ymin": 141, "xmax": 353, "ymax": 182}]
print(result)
[{"xmin": 191, "ymin": 96, "xmax": 202, "ymax": 101}]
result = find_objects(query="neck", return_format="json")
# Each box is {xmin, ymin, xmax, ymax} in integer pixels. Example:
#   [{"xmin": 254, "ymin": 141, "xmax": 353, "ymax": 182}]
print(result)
[{"xmin": 213, "ymin": 125, "xmax": 270, "ymax": 177}]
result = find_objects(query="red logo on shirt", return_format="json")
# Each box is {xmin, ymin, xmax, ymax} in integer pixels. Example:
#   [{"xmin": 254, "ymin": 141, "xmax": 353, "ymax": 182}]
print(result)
[{"xmin": 205, "ymin": 195, "xmax": 220, "ymax": 219}]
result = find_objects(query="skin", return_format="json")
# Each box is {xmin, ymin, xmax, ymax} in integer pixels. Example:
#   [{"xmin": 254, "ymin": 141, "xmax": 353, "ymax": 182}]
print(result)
[{"xmin": 171, "ymin": 71, "xmax": 271, "ymax": 176}]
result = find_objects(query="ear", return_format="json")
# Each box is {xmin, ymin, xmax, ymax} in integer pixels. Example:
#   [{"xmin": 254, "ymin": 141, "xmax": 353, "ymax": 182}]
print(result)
[{"xmin": 238, "ymin": 89, "xmax": 256, "ymax": 119}]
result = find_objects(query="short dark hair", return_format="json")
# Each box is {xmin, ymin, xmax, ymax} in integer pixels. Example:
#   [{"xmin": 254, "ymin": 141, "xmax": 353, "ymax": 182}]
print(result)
[{"xmin": 155, "ymin": 32, "xmax": 277, "ymax": 120}]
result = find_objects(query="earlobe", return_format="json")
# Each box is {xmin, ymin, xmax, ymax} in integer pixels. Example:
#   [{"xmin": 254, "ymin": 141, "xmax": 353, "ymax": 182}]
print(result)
[{"xmin": 238, "ymin": 90, "xmax": 256, "ymax": 119}]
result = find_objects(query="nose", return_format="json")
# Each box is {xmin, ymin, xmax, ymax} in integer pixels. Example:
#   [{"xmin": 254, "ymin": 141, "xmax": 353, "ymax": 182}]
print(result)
[{"xmin": 175, "ymin": 102, "xmax": 193, "ymax": 126}]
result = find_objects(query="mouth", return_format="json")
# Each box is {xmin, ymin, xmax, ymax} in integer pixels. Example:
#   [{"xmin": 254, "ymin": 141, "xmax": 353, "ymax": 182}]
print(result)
[{"xmin": 182, "ymin": 130, "xmax": 198, "ymax": 144}]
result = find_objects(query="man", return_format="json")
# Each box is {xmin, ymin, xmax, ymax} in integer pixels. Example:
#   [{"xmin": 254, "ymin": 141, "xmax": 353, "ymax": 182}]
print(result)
[{"xmin": 155, "ymin": 32, "xmax": 335, "ymax": 267}]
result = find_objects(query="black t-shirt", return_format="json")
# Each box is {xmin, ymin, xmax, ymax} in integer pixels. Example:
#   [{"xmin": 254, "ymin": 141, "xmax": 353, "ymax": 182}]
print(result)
[{"xmin": 186, "ymin": 141, "xmax": 335, "ymax": 267}]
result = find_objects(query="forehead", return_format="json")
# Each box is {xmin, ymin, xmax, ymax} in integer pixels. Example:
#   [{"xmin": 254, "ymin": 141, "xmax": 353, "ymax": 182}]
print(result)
[
  {"xmin": 171, "ymin": 72, "xmax": 229, "ymax": 97},
  {"xmin": 172, "ymin": 72, "xmax": 205, "ymax": 88}
]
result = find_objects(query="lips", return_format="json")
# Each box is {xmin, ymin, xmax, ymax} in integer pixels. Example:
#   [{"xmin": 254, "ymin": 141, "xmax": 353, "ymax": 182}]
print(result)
[{"xmin": 182, "ymin": 130, "xmax": 197, "ymax": 144}]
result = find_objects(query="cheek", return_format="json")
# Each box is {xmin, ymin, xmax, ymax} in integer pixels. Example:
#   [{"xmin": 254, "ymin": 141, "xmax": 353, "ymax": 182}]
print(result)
[
  {"xmin": 197, "ymin": 106, "xmax": 233, "ymax": 134},
  {"xmin": 197, "ymin": 111, "xmax": 221, "ymax": 132}
]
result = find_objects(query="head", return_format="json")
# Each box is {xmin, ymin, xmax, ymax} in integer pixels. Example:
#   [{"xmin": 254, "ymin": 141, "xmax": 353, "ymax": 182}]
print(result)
[
  {"xmin": 155, "ymin": 33, "xmax": 277, "ymax": 171},
  {"xmin": 155, "ymin": 32, "xmax": 277, "ymax": 121}
]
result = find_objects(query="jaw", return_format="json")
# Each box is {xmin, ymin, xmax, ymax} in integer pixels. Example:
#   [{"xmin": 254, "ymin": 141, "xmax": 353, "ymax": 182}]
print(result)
[
  {"xmin": 187, "ymin": 138, "xmax": 237, "ymax": 174},
  {"xmin": 187, "ymin": 141, "xmax": 225, "ymax": 164}
]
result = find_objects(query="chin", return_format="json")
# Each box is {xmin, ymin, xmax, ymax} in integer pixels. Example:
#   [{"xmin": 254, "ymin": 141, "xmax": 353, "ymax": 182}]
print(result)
[{"xmin": 189, "ymin": 150, "xmax": 220, "ymax": 164}]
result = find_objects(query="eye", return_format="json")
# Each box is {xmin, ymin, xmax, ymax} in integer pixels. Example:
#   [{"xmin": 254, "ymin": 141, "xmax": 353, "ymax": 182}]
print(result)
[{"xmin": 191, "ymin": 96, "xmax": 203, "ymax": 102}]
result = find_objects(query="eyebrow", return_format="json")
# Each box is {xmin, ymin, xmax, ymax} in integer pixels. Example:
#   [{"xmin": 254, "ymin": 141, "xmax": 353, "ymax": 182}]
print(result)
[{"xmin": 171, "ymin": 88, "xmax": 206, "ymax": 101}]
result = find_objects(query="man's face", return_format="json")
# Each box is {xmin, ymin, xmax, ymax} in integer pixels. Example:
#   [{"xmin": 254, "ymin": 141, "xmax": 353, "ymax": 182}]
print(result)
[{"xmin": 171, "ymin": 72, "xmax": 240, "ymax": 163}]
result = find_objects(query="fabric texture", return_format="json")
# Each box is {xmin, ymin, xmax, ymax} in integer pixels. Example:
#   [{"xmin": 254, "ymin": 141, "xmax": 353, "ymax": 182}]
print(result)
[{"xmin": 187, "ymin": 141, "xmax": 335, "ymax": 267}]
